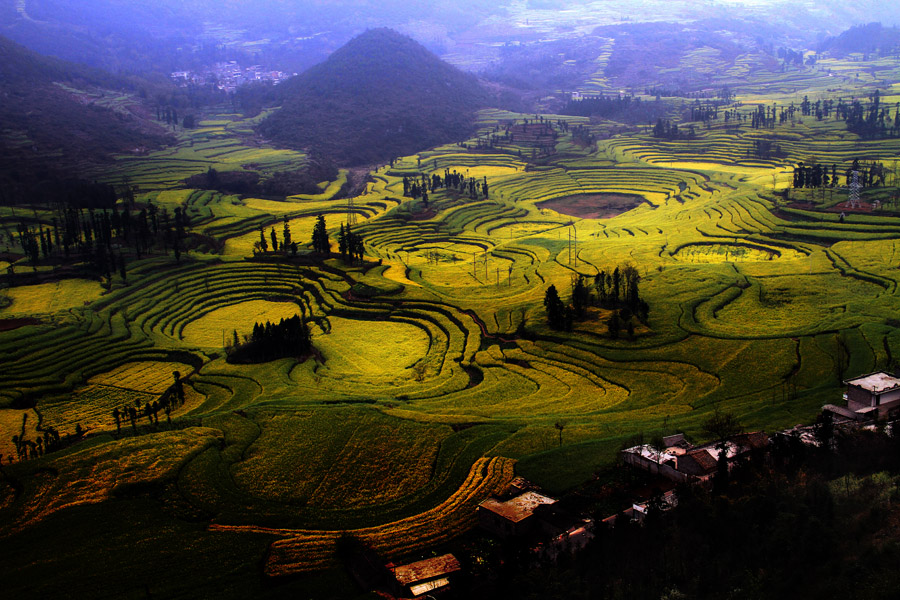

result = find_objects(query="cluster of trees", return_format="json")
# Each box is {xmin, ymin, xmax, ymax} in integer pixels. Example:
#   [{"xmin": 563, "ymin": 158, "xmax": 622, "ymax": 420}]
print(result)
[
  {"xmin": 595, "ymin": 265, "xmax": 650, "ymax": 339},
  {"xmin": 402, "ymin": 171, "xmax": 489, "ymax": 202},
  {"xmin": 111, "ymin": 372, "xmax": 187, "ymax": 435},
  {"xmin": 651, "ymin": 119, "xmax": 696, "ymax": 140},
  {"xmin": 749, "ymin": 138, "xmax": 787, "ymax": 160},
  {"xmin": 645, "ymin": 87, "xmax": 732, "ymax": 101},
  {"xmin": 792, "ymin": 158, "xmax": 887, "ymax": 188},
  {"xmin": 227, "ymin": 315, "xmax": 311, "ymax": 364},
  {"xmin": 544, "ymin": 265, "xmax": 649, "ymax": 339},
  {"xmin": 564, "ymin": 94, "xmax": 666, "ymax": 124},
  {"xmin": 338, "ymin": 223, "xmax": 364, "ymax": 263},
  {"xmin": 688, "ymin": 100, "xmax": 719, "ymax": 123},
  {"xmin": 777, "ymin": 46, "xmax": 806, "ymax": 65},
  {"xmin": 839, "ymin": 91, "xmax": 900, "ymax": 138}
]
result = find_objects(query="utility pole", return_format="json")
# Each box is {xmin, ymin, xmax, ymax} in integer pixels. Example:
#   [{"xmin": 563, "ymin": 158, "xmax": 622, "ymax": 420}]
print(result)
[{"xmin": 573, "ymin": 224, "xmax": 577, "ymax": 267}]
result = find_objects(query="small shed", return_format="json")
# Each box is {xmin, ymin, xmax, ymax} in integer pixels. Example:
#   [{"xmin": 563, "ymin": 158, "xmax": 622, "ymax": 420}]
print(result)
[
  {"xmin": 389, "ymin": 553, "xmax": 461, "ymax": 598},
  {"xmin": 478, "ymin": 491, "xmax": 557, "ymax": 538}
]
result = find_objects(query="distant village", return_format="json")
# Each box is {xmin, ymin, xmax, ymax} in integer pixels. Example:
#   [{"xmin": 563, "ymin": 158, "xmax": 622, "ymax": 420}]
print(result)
[{"xmin": 170, "ymin": 61, "xmax": 295, "ymax": 93}]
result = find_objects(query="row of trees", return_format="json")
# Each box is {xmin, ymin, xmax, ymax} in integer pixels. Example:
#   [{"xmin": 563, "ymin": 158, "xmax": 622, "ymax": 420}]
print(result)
[
  {"xmin": 402, "ymin": 171, "xmax": 489, "ymax": 202},
  {"xmin": 254, "ymin": 217, "xmax": 298, "ymax": 255},
  {"xmin": 5, "ymin": 371, "xmax": 190, "ymax": 463},
  {"xmin": 111, "ymin": 371, "xmax": 187, "ymax": 434},
  {"xmin": 7, "ymin": 199, "xmax": 189, "ymax": 280},
  {"xmin": 792, "ymin": 158, "xmax": 887, "ymax": 188}
]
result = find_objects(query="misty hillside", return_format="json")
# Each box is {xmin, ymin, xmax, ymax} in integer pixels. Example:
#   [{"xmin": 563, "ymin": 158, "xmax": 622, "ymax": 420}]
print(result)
[
  {"xmin": 0, "ymin": 35, "xmax": 170, "ymax": 196},
  {"xmin": 819, "ymin": 22, "xmax": 900, "ymax": 56},
  {"xmin": 259, "ymin": 28, "xmax": 490, "ymax": 166}
]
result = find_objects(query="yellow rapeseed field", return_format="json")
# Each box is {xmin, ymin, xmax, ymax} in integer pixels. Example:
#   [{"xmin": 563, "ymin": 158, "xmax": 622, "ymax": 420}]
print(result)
[
  {"xmin": 88, "ymin": 361, "xmax": 195, "ymax": 394},
  {"xmin": 0, "ymin": 279, "xmax": 103, "ymax": 315},
  {"xmin": 181, "ymin": 300, "xmax": 301, "ymax": 347},
  {"xmin": 315, "ymin": 317, "xmax": 431, "ymax": 378}
]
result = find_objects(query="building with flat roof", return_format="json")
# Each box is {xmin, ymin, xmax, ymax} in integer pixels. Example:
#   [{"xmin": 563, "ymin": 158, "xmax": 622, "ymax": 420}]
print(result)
[{"xmin": 839, "ymin": 371, "xmax": 900, "ymax": 419}]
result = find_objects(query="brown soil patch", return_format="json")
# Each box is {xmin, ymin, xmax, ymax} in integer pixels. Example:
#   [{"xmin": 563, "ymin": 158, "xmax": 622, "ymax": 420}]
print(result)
[{"xmin": 539, "ymin": 193, "xmax": 646, "ymax": 219}]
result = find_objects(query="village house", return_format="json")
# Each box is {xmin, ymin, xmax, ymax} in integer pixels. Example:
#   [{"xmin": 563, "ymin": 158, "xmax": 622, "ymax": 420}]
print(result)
[
  {"xmin": 825, "ymin": 371, "xmax": 900, "ymax": 421},
  {"xmin": 477, "ymin": 490, "xmax": 557, "ymax": 538},
  {"xmin": 387, "ymin": 553, "xmax": 461, "ymax": 598},
  {"xmin": 620, "ymin": 431, "xmax": 769, "ymax": 484}
]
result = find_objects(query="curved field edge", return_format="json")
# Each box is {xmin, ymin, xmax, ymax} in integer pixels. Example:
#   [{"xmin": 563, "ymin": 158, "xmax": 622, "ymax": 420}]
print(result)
[{"xmin": 209, "ymin": 456, "xmax": 516, "ymax": 575}]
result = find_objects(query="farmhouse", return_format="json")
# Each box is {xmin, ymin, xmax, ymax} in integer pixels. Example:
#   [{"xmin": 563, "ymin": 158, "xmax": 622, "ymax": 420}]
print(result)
[
  {"xmin": 387, "ymin": 553, "xmax": 461, "ymax": 598},
  {"xmin": 830, "ymin": 372, "xmax": 900, "ymax": 420},
  {"xmin": 478, "ymin": 490, "xmax": 557, "ymax": 538},
  {"xmin": 621, "ymin": 432, "xmax": 770, "ymax": 484}
]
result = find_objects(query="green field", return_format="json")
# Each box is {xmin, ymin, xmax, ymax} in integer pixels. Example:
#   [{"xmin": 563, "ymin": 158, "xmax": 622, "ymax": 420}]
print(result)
[{"xmin": 4, "ymin": 48, "xmax": 900, "ymax": 587}]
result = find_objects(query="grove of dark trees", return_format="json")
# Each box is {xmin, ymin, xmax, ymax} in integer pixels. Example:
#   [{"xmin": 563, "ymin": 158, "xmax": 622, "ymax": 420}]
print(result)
[{"xmin": 227, "ymin": 315, "xmax": 311, "ymax": 364}]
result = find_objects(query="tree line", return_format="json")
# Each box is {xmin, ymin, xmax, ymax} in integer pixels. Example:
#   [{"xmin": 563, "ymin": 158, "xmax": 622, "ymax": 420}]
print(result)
[{"xmin": 7, "ymin": 198, "xmax": 190, "ymax": 283}]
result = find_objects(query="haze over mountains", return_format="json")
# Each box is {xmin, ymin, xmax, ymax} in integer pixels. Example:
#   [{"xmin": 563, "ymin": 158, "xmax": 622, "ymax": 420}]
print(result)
[{"xmin": 3, "ymin": 0, "xmax": 899, "ymax": 78}]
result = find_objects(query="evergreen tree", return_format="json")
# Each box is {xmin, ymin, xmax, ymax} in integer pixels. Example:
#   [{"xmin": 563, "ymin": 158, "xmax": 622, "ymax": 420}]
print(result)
[
  {"xmin": 544, "ymin": 285, "xmax": 568, "ymax": 330},
  {"xmin": 282, "ymin": 217, "xmax": 292, "ymax": 251},
  {"xmin": 312, "ymin": 214, "xmax": 330, "ymax": 254},
  {"xmin": 259, "ymin": 227, "xmax": 268, "ymax": 252}
]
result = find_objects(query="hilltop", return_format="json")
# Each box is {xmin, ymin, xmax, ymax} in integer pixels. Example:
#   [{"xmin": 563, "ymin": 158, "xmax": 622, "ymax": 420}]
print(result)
[
  {"xmin": 259, "ymin": 28, "xmax": 490, "ymax": 166},
  {"xmin": 0, "ymin": 35, "xmax": 171, "ymax": 201}
]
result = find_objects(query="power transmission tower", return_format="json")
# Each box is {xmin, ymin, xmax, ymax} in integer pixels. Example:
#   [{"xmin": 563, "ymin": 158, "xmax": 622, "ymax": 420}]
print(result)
[
  {"xmin": 346, "ymin": 195, "xmax": 357, "ymax": 226},
  {"xmin": 848, "ymin": 170, "xmax": 861, "ymax": 208}
]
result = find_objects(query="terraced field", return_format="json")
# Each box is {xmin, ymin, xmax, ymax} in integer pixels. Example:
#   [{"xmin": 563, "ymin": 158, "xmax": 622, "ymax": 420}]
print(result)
[{"xmin": 4, "ymin": 54, "xmax": 900, "ymax": 578}]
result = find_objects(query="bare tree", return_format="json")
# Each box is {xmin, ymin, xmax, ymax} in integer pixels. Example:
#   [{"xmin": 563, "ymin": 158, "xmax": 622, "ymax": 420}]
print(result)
[{"xmin": 554, "ymin": 421, "xmax": 566, "ymax": 447}]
